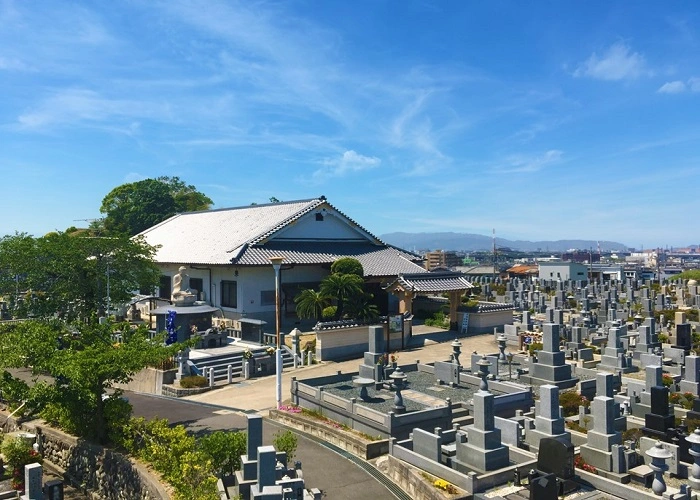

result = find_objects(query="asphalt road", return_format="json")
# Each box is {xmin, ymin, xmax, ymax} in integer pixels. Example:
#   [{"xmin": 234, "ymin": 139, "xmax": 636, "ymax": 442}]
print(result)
[{"xmin": 126, "ymin": 391, "xmax": 397, "ymax": 499}]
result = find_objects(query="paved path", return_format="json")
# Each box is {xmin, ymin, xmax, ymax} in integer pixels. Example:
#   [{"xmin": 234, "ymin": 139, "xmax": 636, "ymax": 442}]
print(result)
[{"xmin": 184, "ymin": 326, "xmax": 499, "ymax": 412}]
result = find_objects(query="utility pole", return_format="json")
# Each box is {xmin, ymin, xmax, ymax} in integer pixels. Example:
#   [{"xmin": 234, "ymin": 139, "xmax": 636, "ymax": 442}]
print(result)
[{"xmin": 492, "ymin": 228, "xmax": 497, "ymax": 281}]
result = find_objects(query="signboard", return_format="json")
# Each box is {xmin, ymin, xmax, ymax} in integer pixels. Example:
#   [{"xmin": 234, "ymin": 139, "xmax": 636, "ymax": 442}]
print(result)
[
  {"xmin": 389, "ymin": 315, "xmax": 403, "ymax": 334},
  {"xmin": 461, "ymin": 313, "xmax": 469, "ymax": 334}
]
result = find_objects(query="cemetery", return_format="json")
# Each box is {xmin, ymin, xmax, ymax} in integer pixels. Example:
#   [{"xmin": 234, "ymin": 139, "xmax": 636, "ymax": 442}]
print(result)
[
  {"xmin": 4, "ymin": 260, "xmax": 700, "ymax": 499},
  {"xmin": 277, "ymin": 275, "xmax": 700, "ymax": 499}
]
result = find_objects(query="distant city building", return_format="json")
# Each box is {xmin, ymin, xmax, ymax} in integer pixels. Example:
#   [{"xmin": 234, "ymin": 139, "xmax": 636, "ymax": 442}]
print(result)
[
  {"xmin": 562, "ymin": 251, "xmax": 600, "ymax": 263},
  {"xmin": 538, "ymin": 261, "xmax": 588, "ymax": 281},
  {"xmin": 424, "ymin": 250, "xmax": 461, "ymax": 270}
]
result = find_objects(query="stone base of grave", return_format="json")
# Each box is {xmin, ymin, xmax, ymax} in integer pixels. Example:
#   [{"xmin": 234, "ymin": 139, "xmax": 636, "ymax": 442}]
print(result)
[
  {"xmin": 597, "ymin": 358, "xmax": 637, "ymax": 374},
  {"xmin": 594, "ymin": 467, "xmax": 632, "ymax": 484},
  {"xmin": 452, "ymin": 444, "xmax": 509, "ymax": 474},
  {"xmin": 520, "ymin": 374, "xmax": 579, "ymax": 390},
  {"xmin": 679, "ymin": 380, "xmax": 700, "ymax": 395},
  {"xmin": 525, "ymin": 429, "xmax": 570, "ymax": 454},
  {"xmin": 579, "ymin": 444, "xmax": 613, "ymax": 472}
]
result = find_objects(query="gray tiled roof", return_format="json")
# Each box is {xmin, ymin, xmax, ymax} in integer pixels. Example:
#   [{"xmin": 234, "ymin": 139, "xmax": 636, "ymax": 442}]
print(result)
[
  {"xmin": 137, "ymin": 197, "xmax": 424, "ymax": 276},
  {"xmin": 234, "ymin": 242, "xmax": 425, "ymax": 277},
  {"xmin": 391, "ymin": 272, "xmax": 474, "ymax": 292},
  {"xmin": 139, "ymin": 198, "xmax": 323, "ymax": 265}
]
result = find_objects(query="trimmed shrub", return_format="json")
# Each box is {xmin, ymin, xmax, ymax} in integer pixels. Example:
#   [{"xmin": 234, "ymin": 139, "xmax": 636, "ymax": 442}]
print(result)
[{"xmin": 180, "ymin": 375, "xmax": 207, "ymax": 388}]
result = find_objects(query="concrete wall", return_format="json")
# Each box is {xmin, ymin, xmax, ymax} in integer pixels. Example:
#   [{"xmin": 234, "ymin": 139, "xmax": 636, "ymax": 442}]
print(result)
[
  {"xmin": 315, "ymin": 322, "xmax": 410, "ymax": 361},
  {"xmin": 115, "ymin": 367, "xmax": 176, "ymax": 396},
  {"xmin": 458, "ymin": 309, "xmax": 513, "ymax": 334}
]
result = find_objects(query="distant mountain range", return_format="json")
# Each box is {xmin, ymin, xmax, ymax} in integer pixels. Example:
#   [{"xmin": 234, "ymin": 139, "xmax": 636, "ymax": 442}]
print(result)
[{"xmin": 379, "ymin": 232, "xmax": 629, "ymax": 253}]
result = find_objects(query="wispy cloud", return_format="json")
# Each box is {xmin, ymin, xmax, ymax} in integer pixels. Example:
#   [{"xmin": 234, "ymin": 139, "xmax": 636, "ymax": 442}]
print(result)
[
  {"xmin": 574, "ymin": 42, "xmax": 650, "ymax": 81},
  {"xmin": 496, "ymin": 150, "xmax": 564, "ymax": 173},
  {"xmin": 658, "ymin": 77, "xmax": 700, "ymax": 94},
  {"xmin": 658, "ymin": 81, "xmax": 687, "ymax": 93},
  {"xmin": 312, "ymin": 150, "xmax": 381, "ymax": 181},
  {"xmin": 15, "ymin": 89, "xmax": 173, "ymax": 130}
]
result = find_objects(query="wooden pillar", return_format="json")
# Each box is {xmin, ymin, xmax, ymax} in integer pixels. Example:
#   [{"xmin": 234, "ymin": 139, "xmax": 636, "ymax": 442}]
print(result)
[
  {"xmin": 398, "ymin": 290, "xmax": 414, "ymax": 315},
  {"xmin": 449, "ymin": 290, "xmax": 461, "ymax": 330}
]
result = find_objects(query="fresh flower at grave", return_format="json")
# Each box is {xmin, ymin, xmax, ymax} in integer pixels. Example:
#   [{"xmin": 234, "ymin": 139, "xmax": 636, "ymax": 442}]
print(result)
[
  {"xmin": 278, "ymin": 405, "xmax": 302, "ymax": 413},
  {"xmin": 376, "ymin": 353, "xmax": 388, "ymax": 366},
  {"xmin": 243, "ymin": 349, "xmax": 253, "ymax": 359},
  {"xmin": 266, "ymin": 346, "xmax": 275, "ymax": 356},
  {"xmin": 390, "ymin": 352, "xmax": 399, "ymax": 363},
  {"xmin": 190, "ymin": 324, "xmax": 198, "ymax": 334}
]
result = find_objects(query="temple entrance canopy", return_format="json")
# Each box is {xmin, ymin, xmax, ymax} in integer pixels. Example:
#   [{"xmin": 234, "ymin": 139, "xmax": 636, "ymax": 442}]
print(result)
[{"xmin": 385, "ymin": 271, "xmax": 474, "ymax": 330}]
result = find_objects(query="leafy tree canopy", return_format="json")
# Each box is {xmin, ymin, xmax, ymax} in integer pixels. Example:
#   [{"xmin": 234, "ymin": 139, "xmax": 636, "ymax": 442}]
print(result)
[
  {"xmin": 99, "ymin": 176, "xmax": 213, "ymax": 236},
  {"xmin": 330, "ymin": 257, "xmax": 364, "ymax": 277},
  {"xmin": 0, "ymin": 231, "xmax": 160, "ymax": 320},
  {"xmin": 0, "ymin": 320, "xmax": 181, "ymax": 445}
]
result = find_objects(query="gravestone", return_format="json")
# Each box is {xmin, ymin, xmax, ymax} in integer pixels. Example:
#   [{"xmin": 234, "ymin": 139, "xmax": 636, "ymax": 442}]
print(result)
[
  {"xmin": 525, "ymin": 384, "xmax": 570, "ymax": 451},
  {"xmin": 537, "ymin": 436, "xmax": 574, "ymax": 480},
  {"xmin": 598, "ymin": 325, "xmax": 634, "ymax": 373},
  {"xmin": 454, "ymin": 388, "xmax": 509, "ymax": 472},
  {"xmin": 579, "ymin": 390, "xmax": 623, "ymax": 472},
  {"xmin": 681, "ymin": 356, "xmax": 700, "ymax": 395},
  {"xmin": 358, "ymin": 325, "xmax": 386, "ymax": 382},
  {"xmin": 642, "ymin": 386, "xmax": 675, "ymax": 441},
  {"xmin": 22, "ymin": 462, "xmax": 43, "ymax": 500},
  {"xmin": 525, "ymin": 323, "xmax": 577, "ymax": 389}
]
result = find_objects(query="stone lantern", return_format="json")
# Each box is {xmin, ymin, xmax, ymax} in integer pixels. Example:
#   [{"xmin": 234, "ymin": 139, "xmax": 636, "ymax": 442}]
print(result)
[
  {"xmin": 496, "ymin": 334, "xmax": 507, "ymax": 363},
  {"xmin": 686, "ymin": 428, "xmax": 700, "ymax": 491},
  {"xmin": 646, "ymin": 440, "xmax": 672, "ymax": 496},
  {"xmin": 451, "ymin": 339, "xmax": 462, "ymax": 367},
  {"xmin": 390, "ymin": 367, "xmax": 407, "ymax": 414},
  {"xmin": 476, "ymin": 356, "xmax": 491, "ymax": 392}
]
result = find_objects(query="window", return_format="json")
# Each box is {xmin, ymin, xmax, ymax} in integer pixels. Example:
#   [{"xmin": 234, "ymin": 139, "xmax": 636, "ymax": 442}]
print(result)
[
  {"xmin": 221, "ymin": 280, "xmax": 238, "ymax": 308},
  {"xmin": 315, "ymin": 213, "xmax": 324, "ymax": 221},
  {"xmin": 260, "ymin": 290, "xmax": 275, "ymax": 306},
  {"xmin": 190, "ymin": 278, "xmax": 203, "ymax": 295},
  {"xmin": 159, "ymin": 275, "xmax": 171, "ymax": 299}
]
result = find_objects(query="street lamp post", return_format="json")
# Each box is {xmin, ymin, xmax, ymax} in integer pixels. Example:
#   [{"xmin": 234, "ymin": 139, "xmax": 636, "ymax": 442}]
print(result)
[{"xmin": 270, "ymin": 256, "xmax": 285, "ymax": 409}]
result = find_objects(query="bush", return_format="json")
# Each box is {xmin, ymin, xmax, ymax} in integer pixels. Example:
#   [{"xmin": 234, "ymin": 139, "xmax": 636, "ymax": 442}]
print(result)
[
  {"xmin": 197, "ymin": 431, "xmax": 247, "ymax": 477},
  {"xmin": 1, "ymin": 437, "xmax": 42, "ymax": 490},
  {"xmin": 424, "ymin": 311, "xmax": 448, "ymax": 329},
  {"xmin": 273, "ymin": 429, "xmax": 298, "ymax": 461},
  {"xmin": 180, "ymin": 375, "xmax": 207, "ymax": 388},
  {"xmin": 322, "ymin": 306, "xmax": 337, "ymax": 320},
  {"xmin": 559, "ymin": 391, "xmax": 589, "ymax": 417},
  {"xmin": 658, "ymin": 333, "xmax": 669, "ymax": 344}
]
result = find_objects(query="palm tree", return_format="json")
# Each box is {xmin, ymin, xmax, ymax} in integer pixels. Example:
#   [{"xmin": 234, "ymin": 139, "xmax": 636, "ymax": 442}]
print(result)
[
  {"xmin": 294, "ymin": 289, "xmax": 330, "ymax": 321},
  {"xmin": 320, "ymin": 273, "xmax": 364, "ymax": 320}
]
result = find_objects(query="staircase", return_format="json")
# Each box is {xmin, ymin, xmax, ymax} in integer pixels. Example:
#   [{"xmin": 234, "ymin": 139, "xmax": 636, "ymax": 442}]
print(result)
[
  {"xmin": 451, "ymin": 401, "xmax": 474, "ymax": 427},
  {"xmin": 190, "ymin": 346, "xmax": 295, "ymax": 384}
]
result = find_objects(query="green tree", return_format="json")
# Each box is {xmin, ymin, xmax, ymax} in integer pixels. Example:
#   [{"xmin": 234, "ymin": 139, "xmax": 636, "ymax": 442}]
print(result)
[
  {"xmin": 273, "ymin": 429, "xmax": 298, "ymax": 461},
  {"xmin": 330, "ymin": 257, "xmax": 364, "ymax": 277},
  {"xmin": 100, "ymin": 177, "xmax": 213, "ymax": 236},
  {"xmin": 320, "ymin": 273, "xmax": 364, "ymax": 320},
  {"xmin": 0, "ymin": 320, "xmax": 180, "ymax": 445},
  {"xmin": 158, "ymin": 176, "xmax": 214, "ymax": 213},
  {"xmin": 198, "ymin": 431, "xmax": 247, "ymax": 477},
  {"xmin": 0, "ymin": 232, "xmax": 160, "ymax": 319},
  {"xmin": 294, "ymin": 289, "xmax": 330, "ymax": 321}
]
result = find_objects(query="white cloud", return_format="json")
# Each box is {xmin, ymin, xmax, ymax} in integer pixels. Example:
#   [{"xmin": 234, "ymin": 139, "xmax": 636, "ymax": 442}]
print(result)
[
  {"xmin": 657, "ymin": 81, "xmax": 686, "ymax": 94},
  {"xmin": 689, "ymin": 77, "xmax": 700, "ymax": 92},
  {"xmin": 498, "ymin": 149, "xmax": 563, "ymax": 173},
  {"xmin": 574, "ymin": 42, "xmax": 649, "ymax": 81},
  {"xmin": 312, "ymin": 150, "xmax": 381, "ymax": 181}
]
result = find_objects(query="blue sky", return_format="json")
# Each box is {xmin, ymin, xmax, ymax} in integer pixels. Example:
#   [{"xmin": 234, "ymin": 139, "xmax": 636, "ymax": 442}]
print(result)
[{"xmin": 1, "ymin": 1, "xmax": 699, "ymax": 249}]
